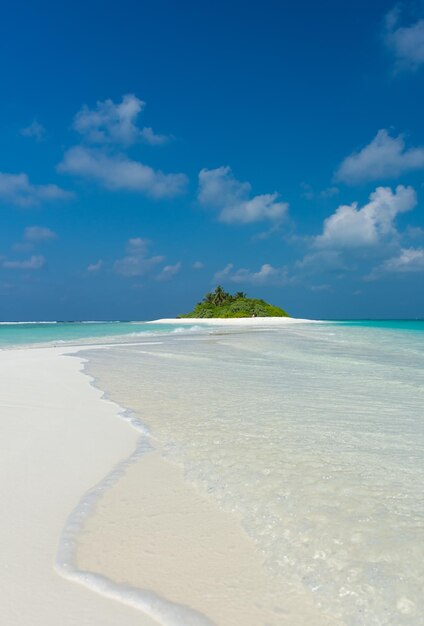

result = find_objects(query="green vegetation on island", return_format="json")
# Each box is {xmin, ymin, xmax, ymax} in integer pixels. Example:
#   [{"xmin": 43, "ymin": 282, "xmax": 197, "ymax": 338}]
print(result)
[{"xmin": 179, "ymin": 286, "xmax": 290, "ymax": 318}]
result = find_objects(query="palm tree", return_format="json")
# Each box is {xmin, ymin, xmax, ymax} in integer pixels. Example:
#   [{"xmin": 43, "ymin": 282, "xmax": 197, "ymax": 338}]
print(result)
[
  {"xmin": 212, "ymin": 285, "xmax": 228, "ymax": 306},
  {"xmin": 235, "ymin": 291, "xmax": 247, "ymax": 299},
  {"xmin": 203, "ymin": 291, "xmax": 214, "ymax": 304}
]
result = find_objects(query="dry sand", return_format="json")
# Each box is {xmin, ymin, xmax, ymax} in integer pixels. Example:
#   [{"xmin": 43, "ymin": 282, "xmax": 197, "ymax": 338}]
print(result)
[
  {"xmin": 0, "ymin": 346, "xmax": 156, "ymax": 626},
  {"xmin": 149, "ymin": 316, "xmax": 318, "ymax": 326}
]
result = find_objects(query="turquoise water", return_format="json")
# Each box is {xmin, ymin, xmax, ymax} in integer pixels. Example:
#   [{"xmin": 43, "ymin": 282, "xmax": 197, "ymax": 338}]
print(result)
[
  {"xmin": 77, "ymin": 321, "xmax": 424, "ymax": 625},
  {"xmin": 0, "ymin": 321, "xmax": 193, "ymax": 348},
  {"xmin": 330, "ymin": 320, "xmax": 424, "ymax": 332},
  {"xmin": 0, "ymin": 319, "xmax": 423, "ymax": 349},
  {"xmin": 2, "ymin": 318, "xmax": 423, "ymax": 623}
]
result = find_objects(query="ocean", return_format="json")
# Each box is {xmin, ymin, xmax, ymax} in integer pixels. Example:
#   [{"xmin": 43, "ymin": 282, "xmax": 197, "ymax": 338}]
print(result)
[
  {"xmin": 0, "ymin": 321, "xmax": 194, "ymax": 348},
  {"xmin": 0, "ymin": 319, "xmax": 423, "ymax": 350},
  {"xmin": 2, "ymin": 319, "xmax": 424, "ymax": 624}
]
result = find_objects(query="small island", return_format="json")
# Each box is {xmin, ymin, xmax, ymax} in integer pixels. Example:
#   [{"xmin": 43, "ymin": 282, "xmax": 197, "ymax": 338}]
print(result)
[{"xmin": 179, "ymin": 286, "xmax": 290, "ymax": 318}]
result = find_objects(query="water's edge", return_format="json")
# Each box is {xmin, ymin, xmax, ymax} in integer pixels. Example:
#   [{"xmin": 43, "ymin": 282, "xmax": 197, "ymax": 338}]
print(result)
[{"xmin": 55, "ymin": 352, "xmax": 216, "ymax": 626}]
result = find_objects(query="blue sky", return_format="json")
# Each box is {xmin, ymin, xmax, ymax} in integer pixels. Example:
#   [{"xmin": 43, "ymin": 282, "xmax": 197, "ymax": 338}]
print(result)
[{"xmin": 1, "ymin": 0, "xmax": 424, "ymax": 320}]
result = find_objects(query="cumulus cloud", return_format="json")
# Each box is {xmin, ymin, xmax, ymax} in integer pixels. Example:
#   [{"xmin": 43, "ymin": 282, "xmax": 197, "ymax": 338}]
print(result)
[
  {"xmin": 0, "ymin": 172, "xmax": 73, "ymax": 207},
  {"xmin": 140, "ymin": 127, "xmax": 169, "ymax": 146},
  {"xmin": 198, "ymin": 166, "xmax": 288, "ymax": 224},
  {"xmin": 371, "ymin": 247, "xmax": 424, "ymax": 277},
  {"xmin": 114, "ymin": 237, "xmax": 164, "ymax": 277},
  {"xmin": 314, "ymin": 185, "xmax": 416, "ymax": 250},
  {"xmin": 2, "ymin": 255, "xmax": 45, "ymax": 270},
  {"xmin": 24, "ymin": 226, "xmax": 57, "ymax": 242},
  {"xmin": 384, "ymin": 6, "xmax": 424, "ymax": 72},
  {"xmin": 297, "ymin": 186, "xmax": 422, "ymax": 282},
  {"xmin": 73, "ymin": 94, "xmax": 170, "ymax": 146},
  {"xmin": 214, "ymin": 262, "xmax": 289, "ymax": 285},
  {"xmin": 335, "ymin": 130, "xmax": 424, "ymax": 184},
  {"xmin": 382, "ymin": 247, "xmax": 424, "ymax": 272},
  {"xmin": 58, "ymin": 146, "xmax": 187, "ymax": 199},
  {"xmin": 87, "ymin": 260, "xmax": 103, "ymax": 272},
  {"xmin": 156, "ymin": 261, "xmax": 182, "ymax": 281},
  {"xmin": 20, "ymin": 120, "xmax": 46, "ymax": 142},
  {"xmin": 61, "ymin": 95, "xmax": 184, "ymax": 198}
]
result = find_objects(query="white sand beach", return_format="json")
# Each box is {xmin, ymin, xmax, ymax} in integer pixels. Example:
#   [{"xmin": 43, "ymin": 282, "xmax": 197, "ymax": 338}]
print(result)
[
  {"xmin": 0, "ymin": 346, "xmax": 157, "ymax": 626},
  {"xmin": 149, "ymin": 316, "xmax": 318, "ymax": 325}
]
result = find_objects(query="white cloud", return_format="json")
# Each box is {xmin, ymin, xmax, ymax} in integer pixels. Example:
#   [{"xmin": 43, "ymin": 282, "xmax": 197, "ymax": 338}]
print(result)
[
  {"xmin": 335, "ymin": 130, "xmax": 424, "ymax": 184},
  {"xmin": 126, "ymin": 237, "xmax": 150, "ymax": 254},
  {"xmin": 2, "ymin": 255, "xmax": 45, "ymax": 270},
  {"xmin": 24, "ymin": 226, "xmax": 57, "ymax": 242},
  {"xmin": 193, "ymin": 261, "xmax": 204, "ymax": 269},
  {"xmin": 0, "ymin": 172, "xmax": 73, "ymax": 207},
  {"xmin": 140, "ymin": 127, "xmax": 169, "ymax": 146},
  {"xmin": 114, "ymin": 255, "xmax": 164, "ymax": 277},
  {"xmin": 114, "ymin": 237, "xmax": 164, "ymax": 277},
  {"xmin": 315, "ymin": 185, "xmax": 416, "ymax": 249},
  {"xmin": 58, "ymin": 146, "xmax": 187, "ymax": 199},
  {"xmin": 383, "ymin": 247, "xmax": 424, "ymax": 272},
  {"xmin": 20, "ymin": 120, "xmax": 46, "ymax": 141},
  {"xmin": 74, "ymin": 94, "xmax": 144, "ymax": 145},
  {"xmin": 374, "ymin": 247, "xmax": 424, "ymax": 275},
  {"xmin": 61, "ymin": 95, "xmax": 182, "ymax": 198},
  {"xmin": 87, "ymin": 260, "xmax": 103, "ymax": 272},
  {"xmin": 73, "ymin": 94, "xmax": 170, "ymax": 146},
  {"xmin": 320, "ymin": 186, "xmax": 339, "ymax": 199},
  {"xmin": 384, "ymin": 7, "xmax": 424, "ymax": 71},
  {"xmin": 214, "ymin": 262, "xmax": 289, "ymax": 285},
  {"xmin": 156, "ymin": 261, "xmax": 182, "ymax": 281},
  {"xmin": 198, "ymin": 166, "xmax": 288, "ymax": 224}
]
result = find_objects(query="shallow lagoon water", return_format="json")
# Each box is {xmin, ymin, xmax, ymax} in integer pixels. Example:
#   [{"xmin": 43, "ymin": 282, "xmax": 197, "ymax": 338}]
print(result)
[
  {"xmin": 82, "ymin": 322, "xmax": 424, "ymax": 625},
  {"xmin": 0, "ymin": 321, "xmax": 192, "ymax": 348}
]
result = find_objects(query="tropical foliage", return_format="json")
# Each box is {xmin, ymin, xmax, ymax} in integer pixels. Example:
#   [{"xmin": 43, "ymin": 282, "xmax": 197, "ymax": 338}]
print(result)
[{"xmin": 179, "ymin": 286, "xmax": 289, "ymax": 318}]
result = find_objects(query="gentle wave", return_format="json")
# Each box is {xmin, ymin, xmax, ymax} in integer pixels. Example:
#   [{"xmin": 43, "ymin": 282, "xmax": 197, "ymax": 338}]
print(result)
[
  {"xmin": 0, "ymin": 320, "xmax": 58, "ymax": 325},
  {"xmin": 0, "ymin": 322, "xmax": 206, "ymax": 350}
]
